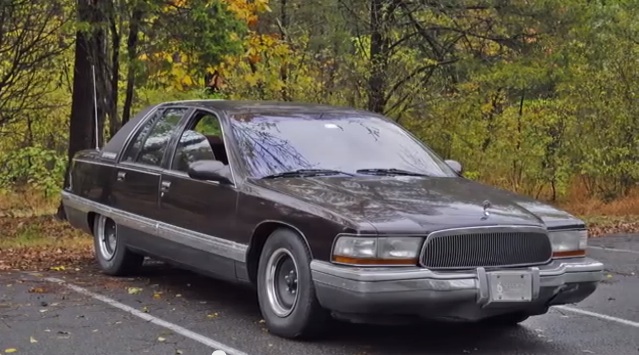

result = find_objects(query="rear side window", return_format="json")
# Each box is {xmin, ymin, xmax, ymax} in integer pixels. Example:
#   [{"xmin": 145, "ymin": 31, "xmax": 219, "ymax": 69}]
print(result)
[{"xmin": 121, "ymin": 107, "xmax": 187, "ymax": 167}]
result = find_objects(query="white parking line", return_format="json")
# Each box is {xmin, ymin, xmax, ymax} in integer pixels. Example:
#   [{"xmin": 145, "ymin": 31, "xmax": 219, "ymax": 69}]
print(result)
[
  {"xmin": 588, "ymin": 246, "xmax": 639, "ymax": 255},
  {"xmin": 43, "ymin": 277, "xmax": 248, "ymax": 355},
  {"xmin": 555, "ymin": 305, "xmax": 639, "ymax": 328}
]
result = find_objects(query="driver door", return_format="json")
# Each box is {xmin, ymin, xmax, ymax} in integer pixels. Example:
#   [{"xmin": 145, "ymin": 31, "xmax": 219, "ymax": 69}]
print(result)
[{"xmin": 156, "ymin": 110, "xmax": 240, "ymax": 280}]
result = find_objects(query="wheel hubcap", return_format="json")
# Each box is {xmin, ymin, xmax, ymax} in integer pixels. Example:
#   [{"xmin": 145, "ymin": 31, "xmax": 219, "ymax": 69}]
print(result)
[
  {"xmin": 265, "ymin": 248, "xmax": 299, "ymax": 317},
  {"xmin": 97, "ymin": 216, "xmax": 117, "ymax": 261}
]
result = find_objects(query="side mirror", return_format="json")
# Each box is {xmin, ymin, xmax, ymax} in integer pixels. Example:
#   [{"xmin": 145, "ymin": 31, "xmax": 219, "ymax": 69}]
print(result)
[
  {"xmin": 444, "ymin": 159, "xmax": 463, "ymax": 175},
  {"xmin": 187, "ymin": 160, "xmax": 232, "ymax": 184}
]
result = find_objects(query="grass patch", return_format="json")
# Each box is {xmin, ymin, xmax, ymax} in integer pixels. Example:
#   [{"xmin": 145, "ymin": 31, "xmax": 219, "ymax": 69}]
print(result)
[
  {"xmin": 0, "ymin": 215, "xmax": 93, "ymax": 271},
  {"xmin": 0, "ymin": 188, "xmax": 59, "ymax": 217}
]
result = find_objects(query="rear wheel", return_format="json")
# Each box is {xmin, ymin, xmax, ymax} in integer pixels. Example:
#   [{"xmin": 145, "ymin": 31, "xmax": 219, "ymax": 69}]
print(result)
[
  {"xmin": 93, "ymin": 214, "xmax": 144, "ymax": 276},
  {"xmin": 256, "ymin": 228, "xmax": 330, "ymax": 339}
]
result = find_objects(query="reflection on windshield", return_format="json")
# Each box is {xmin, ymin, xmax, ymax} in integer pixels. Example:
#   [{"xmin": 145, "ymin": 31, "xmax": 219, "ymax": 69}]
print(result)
[{"xmin": 229, "ymin": 112, "xmax": 456, "ymax": 179}]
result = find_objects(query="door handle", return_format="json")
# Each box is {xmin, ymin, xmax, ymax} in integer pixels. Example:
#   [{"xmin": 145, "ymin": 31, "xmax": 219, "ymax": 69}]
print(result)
[
  {"xmin": 116, "ymin": 171, "xmax": 126, "ymax": 181},
  {"xmin": 160, "ymin": 180, "xmax": 172, "ymax": 194}
]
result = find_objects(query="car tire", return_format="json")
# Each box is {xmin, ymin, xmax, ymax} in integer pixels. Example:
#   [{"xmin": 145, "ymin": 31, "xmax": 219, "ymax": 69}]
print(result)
[
  {"xmin": 256, "ymin": 228, "xmax": 330, "ymax": 339},
  {"xmin": 92, "ymin": 214, "xmax": 144, "ymax": 276},
  {"xmin": 481, "ymin": 312, "xmax": 530, "ymax": 326}
]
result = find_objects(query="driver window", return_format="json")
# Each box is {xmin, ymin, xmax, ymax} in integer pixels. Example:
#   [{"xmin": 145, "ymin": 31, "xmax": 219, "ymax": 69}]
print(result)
[{"xmin": 171, "ymin": 112, "xmax": 228, "ymax": 173}]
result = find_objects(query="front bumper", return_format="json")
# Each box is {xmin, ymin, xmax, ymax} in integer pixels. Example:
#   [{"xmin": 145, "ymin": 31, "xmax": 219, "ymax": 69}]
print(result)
[{"xmin": 310, "ymin": 257, "xmax": 604, "ymax": 322}]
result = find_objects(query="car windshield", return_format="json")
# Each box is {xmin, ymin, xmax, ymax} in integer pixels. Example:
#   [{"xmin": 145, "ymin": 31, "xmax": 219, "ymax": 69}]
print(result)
[{"xmin": 228, "ymin": 111, "xmax": 457, "ymax": 179}]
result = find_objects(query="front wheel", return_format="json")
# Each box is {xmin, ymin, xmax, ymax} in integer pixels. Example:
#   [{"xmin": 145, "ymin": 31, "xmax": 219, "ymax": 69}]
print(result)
[
  {"xmin": 92, "ymin": 214, "xmax": 144, "ymax": 276},
  {"xmin": 256, "ymin": 228, "xmax": 330, "ymax": 339}
]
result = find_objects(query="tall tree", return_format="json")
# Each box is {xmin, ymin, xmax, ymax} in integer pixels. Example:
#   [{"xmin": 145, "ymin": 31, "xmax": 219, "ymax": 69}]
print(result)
[{"xmin": 56, "ymin": 0, "xmax": 105, "ymax": 220}]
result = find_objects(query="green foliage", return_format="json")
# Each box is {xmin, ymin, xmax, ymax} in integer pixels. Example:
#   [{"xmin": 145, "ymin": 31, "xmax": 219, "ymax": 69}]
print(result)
[
  {"xmin": 3, "ymin": 0, "xmax": 639, "ymax": 205},
  {"xmin": 0, "ymin": 146, "xmax": 67, "ymax": 198}
]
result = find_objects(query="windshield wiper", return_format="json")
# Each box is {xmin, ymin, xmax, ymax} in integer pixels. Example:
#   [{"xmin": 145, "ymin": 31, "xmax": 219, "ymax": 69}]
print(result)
[
  {"xmin": 356, "ymin": 168, "xmax": 429, "ymax": 177},
  {"xmin": 261, "ymin": 169, "xmax": 353, "ymax": 179}
]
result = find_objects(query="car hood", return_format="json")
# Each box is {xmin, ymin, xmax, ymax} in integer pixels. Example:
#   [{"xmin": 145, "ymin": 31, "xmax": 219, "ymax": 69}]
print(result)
[{"xmin": 251, "ymin": 176, "xmax": 584, "ymax": 234}]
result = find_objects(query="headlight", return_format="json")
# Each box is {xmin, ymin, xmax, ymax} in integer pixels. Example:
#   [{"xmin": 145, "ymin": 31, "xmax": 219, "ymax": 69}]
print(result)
[
  {"xmin": 549, "ymin": 229, "xmax": 587, "ymax": 258},
  {"xmin": 332, "ymin": 236, "xmax": 423, "ymax": 265}
]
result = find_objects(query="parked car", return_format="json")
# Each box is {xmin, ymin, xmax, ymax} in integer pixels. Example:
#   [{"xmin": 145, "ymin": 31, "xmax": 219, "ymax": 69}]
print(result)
[{"xmin": 61, "ymin": 100, "xmax": 604, "ymax": 339}]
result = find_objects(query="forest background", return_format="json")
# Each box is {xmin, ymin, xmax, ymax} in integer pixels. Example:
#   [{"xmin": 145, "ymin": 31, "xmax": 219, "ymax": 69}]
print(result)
[{"xmin": 1, "ymin": 0, "xmax": 638, "ymax": 269}]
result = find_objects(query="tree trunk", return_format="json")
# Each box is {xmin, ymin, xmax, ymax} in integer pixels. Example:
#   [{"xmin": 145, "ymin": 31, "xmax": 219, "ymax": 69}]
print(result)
[
  {"xmin": 56, "ymin": 0, "xmax": 102, "ymax": 220},
  {"xmin": 279, "ymin": 0, "xmax": 289, "ymax": 101},
  {"xmin": 108, "ymin": 8, "xmax": 121, "ymax": 138},
  {"xmin": 122, "ymin": 8, "xmax": 143, "ymax": 126},
  {"xmin": 367, "ymin": 0, "xmax": 388, "ymax": 114}
]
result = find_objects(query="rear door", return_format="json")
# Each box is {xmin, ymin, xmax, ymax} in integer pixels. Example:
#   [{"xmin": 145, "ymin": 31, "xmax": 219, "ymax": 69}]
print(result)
[
  {"xmin": 111, "ymin": 107, "xmax": 190, "ymax": 250},
  {"xmin": 156, "ymin": 110, "xmax": 241, "ymax": 279}
]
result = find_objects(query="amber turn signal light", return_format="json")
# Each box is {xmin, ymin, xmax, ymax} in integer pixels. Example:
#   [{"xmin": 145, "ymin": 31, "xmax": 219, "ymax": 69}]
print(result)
[
  {"xmin": 332, "ymin": 255, "xmax": 418, "ymax": 265},
  {"xmin": 552, "ymin": 249, "xmax": 586, "ymax": 258}
]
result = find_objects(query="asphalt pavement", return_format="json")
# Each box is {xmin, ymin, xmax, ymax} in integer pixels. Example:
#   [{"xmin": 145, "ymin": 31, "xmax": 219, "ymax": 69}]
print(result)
[{"xmin": 1, "ymin": 234, "xmax": 638, "ymax": 355}]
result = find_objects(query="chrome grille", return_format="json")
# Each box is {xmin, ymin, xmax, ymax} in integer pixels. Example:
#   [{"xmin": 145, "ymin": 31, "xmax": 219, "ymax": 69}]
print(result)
[{"xmin": 420, "ymin": 227, "xmax": 552, "ymax": 269}]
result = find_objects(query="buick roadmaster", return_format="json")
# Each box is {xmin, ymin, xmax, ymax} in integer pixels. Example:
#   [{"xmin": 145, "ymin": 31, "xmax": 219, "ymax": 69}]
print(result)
[{"xmin": 61, "ymin": 100, "xmax": 604, "ymax": 339}]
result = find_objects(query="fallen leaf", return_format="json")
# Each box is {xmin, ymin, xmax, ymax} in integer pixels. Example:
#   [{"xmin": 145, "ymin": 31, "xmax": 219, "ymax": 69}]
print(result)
[
  {"xmin": 4, "ymin": 349, "xmax": 17, "ymax": 354},
  {"xmin": 127, "ymin": 287, "xmax": 143, "ymax": 295},
  {"xmin": 207, "ymin": 313, "xmax": 219, "ymax": 319},
  {"xmin": 158, "ymin": 337, "xmax": 166, "ymax": 342},
  {"xmin": 142, "ymin": 306, "xmax": 149, "ymax": 313},
  {"xmin": 29, "ymin": 337, "xmax": 37, "ymax": 344},
  {"xmin": 50, "ymin": 266, "xmax": 65, "ymax": 271},
  {"xmin": 28, "ymin": 287, "xmax": 45, "ymax": 294},
  {"xmin": 153, "ymin": 292, "xmax": 162, "ymax": 299}
]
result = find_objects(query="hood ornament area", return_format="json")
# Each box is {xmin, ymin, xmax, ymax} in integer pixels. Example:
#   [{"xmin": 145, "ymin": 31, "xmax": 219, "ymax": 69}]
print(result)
[{"xmin": 481, "ymin": 200, "xmax": 491, "ymax": 220}]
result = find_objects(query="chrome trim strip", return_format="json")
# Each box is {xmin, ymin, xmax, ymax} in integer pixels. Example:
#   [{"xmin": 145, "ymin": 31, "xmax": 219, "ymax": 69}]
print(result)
[
  {"xmin": 73, "ymin": 159, "xmax": 116, "ymax": 168},
  {"xmin": 309, "ymin": 258, "xmax": 604, "ymax": 283},
  {"xmin": 61, "ymin": 191, "xmax": 247, "ymax": 262},
  {"xmin": 117, "ymin": 161, "xmax": 164, "ymax": 175},
  {"xmin": 418, "ymin": 225, "xmax": 553, "ymax": 270}
]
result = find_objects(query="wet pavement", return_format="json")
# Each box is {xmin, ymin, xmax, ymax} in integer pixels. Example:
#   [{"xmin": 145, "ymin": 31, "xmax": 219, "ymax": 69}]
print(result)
[{"xmin": 1, "ymin": 235, "xmax": 637, "ymax": 355}]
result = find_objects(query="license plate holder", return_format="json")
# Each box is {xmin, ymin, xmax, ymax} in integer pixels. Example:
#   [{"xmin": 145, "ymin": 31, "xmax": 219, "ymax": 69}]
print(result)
[{"xmin": 487, "ymin": 271, "xmax": 533, "ymax": 303}]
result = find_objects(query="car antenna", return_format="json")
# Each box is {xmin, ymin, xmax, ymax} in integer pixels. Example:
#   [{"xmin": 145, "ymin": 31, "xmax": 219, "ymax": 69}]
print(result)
[{"xmin": 92, "ymin": 64, "xmax": 100, "ymax": 151}]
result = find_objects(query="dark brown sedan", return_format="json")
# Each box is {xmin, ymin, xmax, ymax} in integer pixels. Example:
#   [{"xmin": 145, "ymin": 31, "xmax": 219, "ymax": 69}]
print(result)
[{"xmin": 61, "ymin": 100, "xmax": 604, "ymax": 339}]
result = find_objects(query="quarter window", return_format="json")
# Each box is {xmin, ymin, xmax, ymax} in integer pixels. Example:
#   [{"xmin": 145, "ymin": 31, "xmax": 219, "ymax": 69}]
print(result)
[{"xmin": 121, "ymin": 108, "xmax": 187, "ymax": 167}]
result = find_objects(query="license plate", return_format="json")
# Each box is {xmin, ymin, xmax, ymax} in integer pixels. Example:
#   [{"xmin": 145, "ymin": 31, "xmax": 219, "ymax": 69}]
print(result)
[{"xmin": 487, "ymin": 271, "xmax": 533, "ymax": 302}]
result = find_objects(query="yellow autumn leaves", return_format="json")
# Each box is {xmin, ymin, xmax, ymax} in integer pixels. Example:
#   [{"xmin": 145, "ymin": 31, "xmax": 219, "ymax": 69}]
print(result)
[{"xmin": 139, "ymin": 0, "xmax": 279, "ymax": 92}]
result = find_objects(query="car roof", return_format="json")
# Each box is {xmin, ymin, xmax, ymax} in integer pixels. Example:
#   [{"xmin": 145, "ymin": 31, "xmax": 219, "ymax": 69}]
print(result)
[
  {"xmin": 159, "ymin": 99, "xmax": 370, "ymax": 116},
  {"xmin": 100, "ymin": 100, "xmax": 378, "ymax": 157}
]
